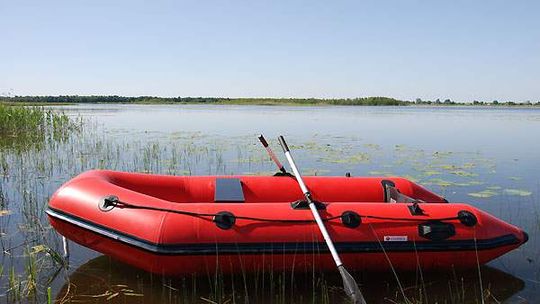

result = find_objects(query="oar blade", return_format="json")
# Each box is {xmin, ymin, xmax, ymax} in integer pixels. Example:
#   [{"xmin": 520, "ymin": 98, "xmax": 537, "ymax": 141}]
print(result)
[{"xmin": 339, "ymin": 265, "xmax": 366, "ymax": 304}]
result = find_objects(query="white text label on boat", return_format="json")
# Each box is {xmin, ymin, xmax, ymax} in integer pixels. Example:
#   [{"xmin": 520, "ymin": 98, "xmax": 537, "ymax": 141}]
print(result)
[{"xmin": 383, "ymin": 236, "xmax": 408, "ymax": 242}]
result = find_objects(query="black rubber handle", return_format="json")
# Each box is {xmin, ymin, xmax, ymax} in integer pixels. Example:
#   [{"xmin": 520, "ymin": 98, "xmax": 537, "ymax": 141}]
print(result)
[
  {"xmin": 278, "ymin": 135, "xmax": 289, "ymax": 152},
  {"xmin": 257, "ymin": 134, "xmax": 269, "ymax": 147}
]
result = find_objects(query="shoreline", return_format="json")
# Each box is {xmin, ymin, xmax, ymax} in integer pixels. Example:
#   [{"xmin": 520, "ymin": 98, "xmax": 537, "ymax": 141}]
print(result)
[{"xmin": 2, "ymin": 100, "xmax": 539, "ymax": 108}]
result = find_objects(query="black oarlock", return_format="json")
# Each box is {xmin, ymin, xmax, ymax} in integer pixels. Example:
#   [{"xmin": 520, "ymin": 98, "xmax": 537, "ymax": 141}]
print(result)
[
  {"xmin": 408, "ymin": 202, "xmax": 425, "ymax": 216},
  {"xmin": 290, "ymin": 200, "xmax": 326, "ymax": 210}
]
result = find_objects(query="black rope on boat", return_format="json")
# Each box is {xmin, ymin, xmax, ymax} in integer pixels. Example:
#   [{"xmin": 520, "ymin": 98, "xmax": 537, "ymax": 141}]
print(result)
[
  {"xmin": 359, "ymin": 214, "xmax": 460, "ymax": 222},
  {"xmin": 105, "ymin": 197, "xmax": 340, "ymax": 223},
  {"xmin": 102, "ymin": 197, "xmax": 462, "ymax": 224}
]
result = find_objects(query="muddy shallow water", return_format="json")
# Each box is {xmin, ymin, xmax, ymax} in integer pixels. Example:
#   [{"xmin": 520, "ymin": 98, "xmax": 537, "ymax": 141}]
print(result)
[{"xmin": 0, "ymin": 104, "xmax": 538, "ymax": 303}]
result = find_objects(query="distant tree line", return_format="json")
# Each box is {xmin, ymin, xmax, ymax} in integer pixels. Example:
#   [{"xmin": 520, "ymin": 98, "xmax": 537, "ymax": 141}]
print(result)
[
  {"xmin": 1, "ymin": 95, "xmax": 538, "ymax": 106},
  {"xmin": 413, "ymin": 98, "xmax": 540, "ymax": 106},
  {"xmin": 0, "ymin": 95, "xmax": 226, "ymax": 104},
  {"xmin": 0, "ymin": 95, "xmax": 407, "ymax": 105},
  {"xmin": 224, "ymin": 97, "xmax": 407, "ymax": 106}
]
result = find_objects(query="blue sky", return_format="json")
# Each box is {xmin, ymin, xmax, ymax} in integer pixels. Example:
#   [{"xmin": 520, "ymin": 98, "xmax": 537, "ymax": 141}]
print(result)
[{"xmin": 1, "ymin": 1, "xmax": 539, "ymax": 101}]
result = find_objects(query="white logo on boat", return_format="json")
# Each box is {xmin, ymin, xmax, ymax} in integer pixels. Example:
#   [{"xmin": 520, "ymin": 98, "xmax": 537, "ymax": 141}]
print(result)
[{"xmin": 383, "ymin": 236, "xmax": 408, "ymax": 242}]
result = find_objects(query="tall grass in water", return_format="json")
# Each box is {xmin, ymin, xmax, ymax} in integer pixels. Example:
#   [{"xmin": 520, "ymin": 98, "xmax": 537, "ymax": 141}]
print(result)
[{"xmin": 0, "ymin": 103, "xmax": 79, "ymax": 150}]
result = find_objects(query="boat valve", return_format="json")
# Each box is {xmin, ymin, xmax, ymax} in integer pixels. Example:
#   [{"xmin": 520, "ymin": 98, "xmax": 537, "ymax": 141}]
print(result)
[
  {"xmin": 341, "ymin": 211, "xmax": 361, "ymax": 228},
  {"xmin": 213, "ymin": 211, "xmax": 236, "ymax": 230},
  {"xmin": 98, "ymin": 195, "xmax": 119, "ymax": 212},
  {"xmin": 457, "ymin": 210, "xmax": 477, "ymax": 227}
]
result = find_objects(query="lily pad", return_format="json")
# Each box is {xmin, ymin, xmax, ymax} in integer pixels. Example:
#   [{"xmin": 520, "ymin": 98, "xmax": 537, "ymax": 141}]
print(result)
[
  {"xmin": 450, "ymin": 170, "xmax": 478, "ymax": 177},
  {"xmin": 423, "ymin": 170, "xmax": 442, "ymax": 176},
  {"xmin": 424, "ymin": 178, "xmax": 454, "ymax": 187},
  {"xmin": 447, "ymin": 180, "xmax": 484, "ymax": 187},
  {"xmin": 363, "ymin": 143, "xmax": 381, "ymax": 150},
  {"xmin": 402, "ymin": 175, "xmax": 420, "ymax": 182},
  {"xmin": 503, "ymin": 189, "xmax": 532, "ymax": 196},
  {"xmin": 467, "ymin": 181, "xmax": 485, "ymax": 186},
  {"xmin": 440, "ymin": 165, "xmax": 458, "ymax": 170},
  {"xmin": 462, "ymin": 163, "xmax": 476, "ymax": 169},
  {"xmin": 468, "ymin": 190, "xmax": 498, "ymax": 198}
]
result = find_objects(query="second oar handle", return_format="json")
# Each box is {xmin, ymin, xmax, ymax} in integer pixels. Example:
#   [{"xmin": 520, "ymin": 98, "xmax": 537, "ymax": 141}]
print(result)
[{"xmin": 259, "ymin": 135, "xmax": 287, "ymax": 173}]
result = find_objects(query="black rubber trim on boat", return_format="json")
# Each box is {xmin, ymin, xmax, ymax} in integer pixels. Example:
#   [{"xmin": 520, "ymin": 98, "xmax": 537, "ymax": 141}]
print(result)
[{"xmin": 46, "ymin": 207, "xmax": 523, "ymax": 256}]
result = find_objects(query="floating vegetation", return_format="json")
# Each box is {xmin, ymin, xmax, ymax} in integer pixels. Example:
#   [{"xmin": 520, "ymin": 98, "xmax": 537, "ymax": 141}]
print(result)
[
  {"xmin": 456, "ymin": 180, "xmax": 484, "ymax": 186},
  {"xmin": 394, "ymin": 144, "xmax": 407, "ymax": 151},
  {"xmin": 320, "ymin": 152, "xmax": 370, "ymax": 164},
  {"xmin": 363, "ymin": 143, "xmax": 381, "ymax": 150},
  {"xmin": 432, "ymin": 151, "xmax": 453, "ymax": 158},
  {"xmin": 422, "ymin": 170, "xmax": 442, "ymax": 176},
  {"xmin": 468, "ymin": 189, "xmax": 499, "ymax": 198},
  {"xmin": 503, "ymin": 189, "xmax": 532, "ymax": 197},
  {"xmin": 450, "ymin": 170, "xmax": 478, "ymax": 177},
  {"xmin": 424, "ymin": 178, "xmax": 454, "ymax": 187}
]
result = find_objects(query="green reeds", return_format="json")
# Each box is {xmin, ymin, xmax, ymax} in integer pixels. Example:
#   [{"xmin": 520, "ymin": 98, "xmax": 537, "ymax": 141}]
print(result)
[{"xmin": 0, "ymin": 103, "xmax": 79, "ymax": 150}]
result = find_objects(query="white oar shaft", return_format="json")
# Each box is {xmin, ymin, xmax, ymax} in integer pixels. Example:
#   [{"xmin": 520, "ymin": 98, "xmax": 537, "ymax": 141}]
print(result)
[
  {"xmin": 278, "ymin": 135, "xmax": 365, "ymax": 304},
  {"xmin": 283, "ymin": 152, "xmax": 308, "ymax": 193},
  {"xmin": 283, "ymin": 150, "xmax": 343, "ymax": 267}
]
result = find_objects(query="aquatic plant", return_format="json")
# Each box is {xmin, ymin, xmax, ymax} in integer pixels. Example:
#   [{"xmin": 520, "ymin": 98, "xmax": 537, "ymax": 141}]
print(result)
[{"xmin": 0, "ymin": 103, "xmax": 80, "ymax": 151}]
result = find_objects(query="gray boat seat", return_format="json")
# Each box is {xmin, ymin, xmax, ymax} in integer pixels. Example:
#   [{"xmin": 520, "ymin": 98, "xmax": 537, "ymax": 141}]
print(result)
[{"xmin": 214, "ymin": 178, "xmax": 245, "ymax": 202}]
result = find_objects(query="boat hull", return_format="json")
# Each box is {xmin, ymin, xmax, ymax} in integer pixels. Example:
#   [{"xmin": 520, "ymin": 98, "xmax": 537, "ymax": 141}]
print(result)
[{"xmin": 47, "ymin": 170, "xmax": 527, "ymax": 275}]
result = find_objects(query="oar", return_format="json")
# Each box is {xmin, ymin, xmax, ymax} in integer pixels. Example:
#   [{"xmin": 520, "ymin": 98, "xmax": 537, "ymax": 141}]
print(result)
[
  {"xmin": 258, "ymin": 134, "xmax": 287, "ymax": 174},
  {"xmin": 278, "ymin": 135, "xmax": 366, "ymax": 304}
]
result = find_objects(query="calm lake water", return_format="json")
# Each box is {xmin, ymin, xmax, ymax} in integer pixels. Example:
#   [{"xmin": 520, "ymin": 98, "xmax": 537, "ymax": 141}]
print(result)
[{"xmin": 1, "ymin": 104, "xmax": 539, "ymax": 303}]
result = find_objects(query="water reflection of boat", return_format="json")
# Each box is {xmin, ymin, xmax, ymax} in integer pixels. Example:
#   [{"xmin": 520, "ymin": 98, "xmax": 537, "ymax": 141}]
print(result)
[
  {"xmin": 48, "ymin": 170, "xmax": 528, "ymax": 275},
  {"xmin": 56, "ymin": 255, "xmax": 524, "ymax": 303}
]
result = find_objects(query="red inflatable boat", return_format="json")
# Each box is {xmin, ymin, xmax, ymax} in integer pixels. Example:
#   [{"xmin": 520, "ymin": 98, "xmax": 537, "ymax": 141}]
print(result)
[{"xmin": 47, "ymin": 170, "xmax": 527, "ymax": 275}]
